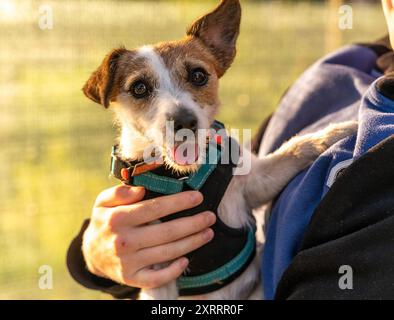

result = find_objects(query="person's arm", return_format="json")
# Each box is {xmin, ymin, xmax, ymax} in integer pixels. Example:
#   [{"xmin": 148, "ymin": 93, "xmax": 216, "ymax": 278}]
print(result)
[
  {"xmin": 67, "ymin": 185, "xmax": 216, "ymax": 299},
  {"xmin": 67, "ymin": 219, "xmax": 140, "ymax": 299},
  {"xmin": 383, "ymin": 0, "xmax": 394, "ymax": 50}
]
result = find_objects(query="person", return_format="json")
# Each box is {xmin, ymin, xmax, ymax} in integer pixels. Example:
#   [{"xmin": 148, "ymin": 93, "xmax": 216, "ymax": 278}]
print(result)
[{"xmin": 67, "ymin": 1, "xmax": 394, "ymax": 299}]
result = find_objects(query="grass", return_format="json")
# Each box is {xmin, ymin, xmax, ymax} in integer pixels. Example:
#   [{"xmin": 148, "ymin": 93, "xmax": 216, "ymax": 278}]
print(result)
[{"xmin": 0, "ymin": 0, "xmax": 387, "ymax": 299}]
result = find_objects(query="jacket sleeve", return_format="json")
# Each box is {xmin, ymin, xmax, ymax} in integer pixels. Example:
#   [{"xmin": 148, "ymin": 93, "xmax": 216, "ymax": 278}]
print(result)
[
  {"xmin": 66, "ymin": 220, "xmax": 141, "ymax": 299},
  {"xmin": 275, "ymin": 133, "xmax": 394, "ymax": 299}
]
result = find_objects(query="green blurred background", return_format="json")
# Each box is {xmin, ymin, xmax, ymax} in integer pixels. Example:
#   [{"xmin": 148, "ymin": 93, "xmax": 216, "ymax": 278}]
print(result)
[{"xmin": 0, "ymin": 0, "xmax": 387, "ymax": 299}]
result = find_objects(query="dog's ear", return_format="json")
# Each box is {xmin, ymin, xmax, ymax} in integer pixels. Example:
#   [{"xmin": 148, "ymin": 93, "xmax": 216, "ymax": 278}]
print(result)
[
  {"xmin": 83, "ymin": 48, "xmax": 127, "ymax": 108},
  {"xmin": 187, "ymin": 0, "xmax": 241, "ymax": 77}
]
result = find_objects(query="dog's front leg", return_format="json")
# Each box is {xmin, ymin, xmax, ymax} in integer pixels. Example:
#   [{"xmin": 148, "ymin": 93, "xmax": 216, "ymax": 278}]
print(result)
[
  {"xmin": 139, "ymin": 280, "xmax": 179, "ymax": 300},
  {"xmin": 138, "ymin": 262, "xmax": 179, "ymax": 300},
  {"xmin": 139, "ymin": 263, "xmax": 179, "ymax": 300},
  {"xmin": 243, "ymin": 121, "xmax": 358, "ymax": 208}
]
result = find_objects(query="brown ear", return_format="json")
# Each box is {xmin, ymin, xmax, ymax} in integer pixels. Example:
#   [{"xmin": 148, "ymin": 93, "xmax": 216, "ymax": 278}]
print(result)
[
  {"xmin": 82, "ymin": 48, "xmax": 127, "ymax": 108},
  {"xmin": 187, "ymin": 0, "xmax": 241, "ymax": 77}
]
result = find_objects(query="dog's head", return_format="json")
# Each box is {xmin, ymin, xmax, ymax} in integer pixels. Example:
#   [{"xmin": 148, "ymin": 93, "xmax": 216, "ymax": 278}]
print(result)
[{"xmin": 83, "ymin": 0, "xmax": 241, "ymax": 173}]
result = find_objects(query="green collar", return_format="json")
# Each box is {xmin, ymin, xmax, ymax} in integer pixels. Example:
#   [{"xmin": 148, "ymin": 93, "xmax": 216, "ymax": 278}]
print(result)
[
  {"xmin": 130, "ymin": 141, "xmax": 221, "ymax": 194},
  {"xmin": 110, "ymin": 120, "xmax": 226, "ymax": 193}
]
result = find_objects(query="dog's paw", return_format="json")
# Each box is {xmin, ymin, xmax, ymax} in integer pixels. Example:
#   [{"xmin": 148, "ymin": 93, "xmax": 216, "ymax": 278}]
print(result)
[
  {"xmin": 309, "ymin": 120, "xmax": 358, "ymax": 154},
  {"xmin": 280, "ymin": 121, "xmax": 358, "ymax": 168},
  {"xmin": 139, "ymin": 280, "xmax": 179, "ymax": 300}
]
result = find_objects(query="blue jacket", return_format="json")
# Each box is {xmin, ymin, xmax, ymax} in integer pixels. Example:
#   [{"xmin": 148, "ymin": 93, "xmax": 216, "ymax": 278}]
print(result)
[{"xmin": 260, "ymin": 44, "xmax": 394, "ymax": 299}]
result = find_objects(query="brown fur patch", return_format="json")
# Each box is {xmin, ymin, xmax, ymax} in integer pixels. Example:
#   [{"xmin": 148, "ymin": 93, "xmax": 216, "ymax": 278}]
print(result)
[
  {"xmin": 83, "ymin": 48, "xmax": 128, "ymax": 107},
  {"xmin": 118, "ymin": 56, "xmax": 161, "ymax": 114},
  {"xmin": 83, "ymin": 49, "xmax": 157, "ymax": 108},
  {"xmin": 155, "ymin": 37, "xmax": 220, "ymax": 110},
  {"xmin": 186, "ymin": 0, "xmax": 241, "ymax": 77}
]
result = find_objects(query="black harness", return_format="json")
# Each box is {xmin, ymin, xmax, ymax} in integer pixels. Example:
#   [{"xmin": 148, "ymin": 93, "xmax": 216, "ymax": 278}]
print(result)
[{"xmin": 110, "ymin": 121, "xmax": 256, "ymax": 296}]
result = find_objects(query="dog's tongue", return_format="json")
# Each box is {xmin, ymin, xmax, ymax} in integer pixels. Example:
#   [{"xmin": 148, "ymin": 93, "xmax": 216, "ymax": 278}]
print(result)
[{"xmin": 172, "ymin": 143, "xmax": 199, "ymax": 165}]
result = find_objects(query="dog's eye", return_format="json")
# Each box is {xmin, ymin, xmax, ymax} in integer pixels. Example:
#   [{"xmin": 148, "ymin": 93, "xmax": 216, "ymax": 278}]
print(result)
[
  {"xmin": 189, "ymin": 68, "xmax": 208, "ymax": 87},
  {"xmin": 130, "ymin": 80, "xmax": 150, "ymax": 99}
]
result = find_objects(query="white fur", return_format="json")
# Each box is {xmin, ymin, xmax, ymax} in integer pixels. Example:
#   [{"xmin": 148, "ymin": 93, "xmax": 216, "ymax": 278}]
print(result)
[
  {"xmin": 138, "ymin": 46, "xmax": 176, "ymax": 94},
  {"xmin": 113, "ymin": 46, "xmax": 210, "ymax": 170}
]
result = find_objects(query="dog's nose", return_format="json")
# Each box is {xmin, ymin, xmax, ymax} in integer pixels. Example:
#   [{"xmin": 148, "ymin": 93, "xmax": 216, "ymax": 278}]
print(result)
[{"xmin": 169, "ymin": 109, "xmax": 198, "ymax": 133}]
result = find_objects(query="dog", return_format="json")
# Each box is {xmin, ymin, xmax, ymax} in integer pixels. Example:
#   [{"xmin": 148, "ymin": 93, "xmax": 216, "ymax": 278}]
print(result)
[{"xmin": 82, "ymin": 0, "xmax": 357, "ymax": 299}]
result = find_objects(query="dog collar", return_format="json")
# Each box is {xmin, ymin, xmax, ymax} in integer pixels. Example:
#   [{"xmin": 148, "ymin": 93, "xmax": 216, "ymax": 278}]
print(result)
[
  {"xmin": 111, "ymin": 141, "xmax": 221, "ymax": 194},
  {"xmin": 110, "ymin": 120, "xmax": 226, "ymax": 192},
  {"xmin": 109, "ymin": 120, "xmax": 256, "ymax": 296}
]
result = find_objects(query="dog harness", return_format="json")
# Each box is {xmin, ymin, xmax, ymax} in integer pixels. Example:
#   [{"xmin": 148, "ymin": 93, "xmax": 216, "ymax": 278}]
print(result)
[{"xmin": 110, "ymin": 121, "xmax": 256, "ymax": 296}]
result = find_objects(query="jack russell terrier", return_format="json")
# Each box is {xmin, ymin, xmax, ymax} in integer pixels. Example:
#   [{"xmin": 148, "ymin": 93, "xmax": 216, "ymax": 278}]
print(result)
[{"xmin": 82, "ymin": 0, "xmax": 357, "ymax": 299}]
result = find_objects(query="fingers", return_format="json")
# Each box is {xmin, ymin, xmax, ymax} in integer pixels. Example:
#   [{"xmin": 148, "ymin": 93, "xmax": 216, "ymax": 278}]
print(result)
[
  {"xmin": 382, "ymin": 0, "xmax": 394, "ymax": 15},
  {"xmin": 111, "ymin": 191, "xmax": 203, "ymax": 227},
  {"xmin": 117, "ymin": 211, "xmax": 216, "ymax": 251},
  {"xmin": 136, "ymin": 228, "xmax": 214, "ymax": 267},
  {"xmin": 382, "ymin": 0, "xmax": 394, "ymax": 49},
  {"xmin": 95, "ymin": 185, "xmax": 146, "ymax": 208},
  {"xmin": 132, "ymin": 257, "xmax": 189, "ymax": 288}
]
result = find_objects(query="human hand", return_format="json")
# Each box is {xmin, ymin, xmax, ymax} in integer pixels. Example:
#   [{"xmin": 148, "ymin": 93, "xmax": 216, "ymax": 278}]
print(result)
[
  {"xmin": 82, "ymin": 185, "xmax": 216, "ymax": 289},
  {"xmin": 383, "ymin": 0, "xmax": 394, "ymax": 48}
]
